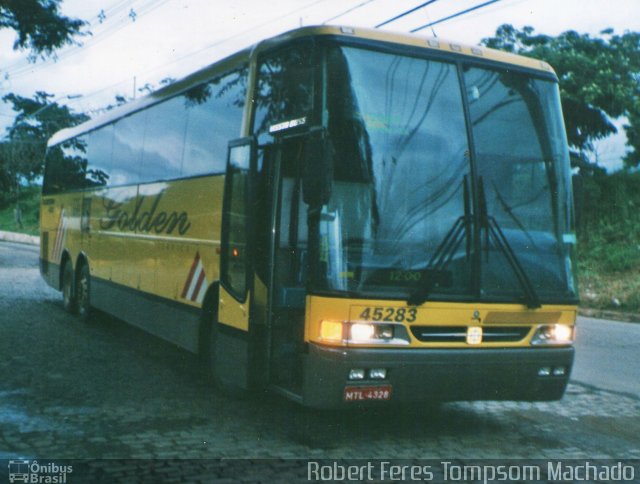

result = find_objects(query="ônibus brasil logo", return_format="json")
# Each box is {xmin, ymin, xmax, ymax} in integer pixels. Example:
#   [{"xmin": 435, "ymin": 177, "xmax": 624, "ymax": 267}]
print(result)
[{"xmin": 8, "ymin": 460, "xmax": 72, "ymax": 483}]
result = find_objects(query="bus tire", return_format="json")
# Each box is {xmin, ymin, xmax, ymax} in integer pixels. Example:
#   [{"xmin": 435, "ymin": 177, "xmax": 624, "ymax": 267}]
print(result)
[
  {"xmin": 61, "ymin": 259, "xmax": 77, "ymax": 314},
  {"xmin": 76, "ymin": 263, "xmax": 92, "ymax": 322}
]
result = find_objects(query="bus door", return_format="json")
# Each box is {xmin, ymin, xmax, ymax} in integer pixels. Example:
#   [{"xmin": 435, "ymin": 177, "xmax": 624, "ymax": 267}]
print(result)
[
  {"xmin": 267, "ymin": 134, "xmax": 309, "ymax": 394},
  {"xmin": 249, "ymin": 41, "xmax": 317, "ymax": 394},
  {"xmin": 218, "ymin": 134, "xmax": 308, "ymax": 395}
]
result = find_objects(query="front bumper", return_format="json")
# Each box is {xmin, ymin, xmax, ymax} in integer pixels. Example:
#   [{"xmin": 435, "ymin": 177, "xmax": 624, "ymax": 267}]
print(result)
[{"xmin": 301, "ymin": 343, "xmax": 574, "ymax": 409}]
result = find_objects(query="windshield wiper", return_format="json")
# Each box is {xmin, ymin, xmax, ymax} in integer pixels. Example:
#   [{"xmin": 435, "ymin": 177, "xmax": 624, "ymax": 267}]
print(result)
[
  {"xmin": 407, "ymin": 176, "xmax": 471, "ymax": 306},
  {"xmin": 491, "ymin": 180, "xmax": 537, "ymax": 249},
  {"xmin": 407, "ymin": 176, "xmax": 542, "ymax": 309},
  {"xmin": 478, "ymin": 177, "xmax": 541, "ymax": 309}
]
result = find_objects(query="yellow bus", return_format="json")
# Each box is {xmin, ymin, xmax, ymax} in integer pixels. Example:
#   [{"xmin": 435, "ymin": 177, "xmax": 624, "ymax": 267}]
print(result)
[{"xmin": 40, "ymin": 26, "xmax": 578, "ymax": 408}]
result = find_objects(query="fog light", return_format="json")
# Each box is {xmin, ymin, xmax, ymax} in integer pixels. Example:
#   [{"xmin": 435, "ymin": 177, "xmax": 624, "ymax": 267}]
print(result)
[
  {"xmin": 538, "ymin": 367, "xmax": 551, "ymax": 377},
  {"xmin": 369, "ymin": 368, "xmax": 387, "ymax": 380},
  {"xmin": 553, "ymin": 366, "xmax": 566, "ymax": 376},
  {"xmin": 349, "ymin": 369, "xmax": 366, "ymax": 380}
]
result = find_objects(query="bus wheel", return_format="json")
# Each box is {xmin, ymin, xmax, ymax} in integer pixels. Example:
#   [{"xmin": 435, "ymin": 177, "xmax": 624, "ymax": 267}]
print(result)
[
  {"xmin": 61, "ymin": 260, "xmax": 77, "ymax": 314},
  {"xmin": 76, "ymin": 263, "xmax": 92, "ymax": 322}
]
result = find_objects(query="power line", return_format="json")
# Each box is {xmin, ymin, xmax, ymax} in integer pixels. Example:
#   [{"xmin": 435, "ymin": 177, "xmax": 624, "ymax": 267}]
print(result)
[
  {"xmin": 410, "ymin": 0, "xmax": 501, "ymax": 33},
  {"xmin": 322, "ymin": 0, "xmax": 377, "ymax": 24},
  {"xmin": 111, "ymin": 0, "xmax": 333, "ymax": 93},
  {"xmin": 452, "ymin": 0, "xmax": 526, "ymax": 24},
  {"xmin": 0, "ymin": 0, "xmax": 131, "ymax": 74},
  {"xmin": 375, "ymin": 0, "xmax": 438, "ymax": 28},
  {"xmin": 7, "ymin": 0, "xmax": 335, "ymax": 115},
  {"xmin": 2, "ymin": 0, "xmax": 173, "ymax": 81},
  {"xmin": 8, "ymin": 0, "xmax": 173, "ymax": 79},
  {"xmin": 4, "ymin": 0, "xmax": 505, "ymax": 124}
]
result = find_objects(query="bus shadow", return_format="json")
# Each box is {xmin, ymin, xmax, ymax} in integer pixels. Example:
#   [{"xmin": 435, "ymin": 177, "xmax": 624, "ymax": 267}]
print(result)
[
  {"xmin": 278, "ymin": 399, "xmax": 512, "ymax": 450},
  {"xmin": 42, "ymin": 298, "xmax": 535, "ymax": 454}
]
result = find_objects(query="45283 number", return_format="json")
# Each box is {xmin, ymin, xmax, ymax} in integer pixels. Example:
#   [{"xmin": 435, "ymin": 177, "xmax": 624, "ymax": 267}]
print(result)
[{"xmin": 358, "ymin": 307, "xmax": 417, "ymax": 323}]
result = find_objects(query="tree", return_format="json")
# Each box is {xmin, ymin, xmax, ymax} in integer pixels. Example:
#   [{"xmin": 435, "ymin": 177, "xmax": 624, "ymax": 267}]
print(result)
[
  {"xmin": 0, "ymin": 92, "xmax": 88, "ymax": 204},
  {"xmin": 0, "ymin": 1, "xmax": 87, "ymax": 207},
  {"xmin": 482, "ymin": 25, "xmax": 640, "ymax": 170},
  {"xmin": 0, "ymin": 0, "xmax": 86, "ymax": 59}
]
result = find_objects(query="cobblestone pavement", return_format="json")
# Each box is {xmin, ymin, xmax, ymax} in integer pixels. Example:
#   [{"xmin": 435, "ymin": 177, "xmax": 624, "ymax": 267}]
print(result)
[{"xmin": 1, "ymin": 242, "xmax": 639, "ymax": 481}]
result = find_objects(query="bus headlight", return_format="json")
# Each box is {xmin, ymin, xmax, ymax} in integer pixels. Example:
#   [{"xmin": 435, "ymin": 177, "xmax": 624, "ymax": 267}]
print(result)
[
  {"xmin": 531, "ymin": 324, "xmax": 575, "ymax": 345},
  {"xmin": 318, "ymin": 321, "xmax": 410, "ymax": 345},
  {"xmin": 350, "ymin": 323, "xmax": 394, "ymax": 342},
  {"xmin": 350, "ymin": 323, "xmax": 376, "ymax": 341},
  {"xmin": 349, "ymin": 322, "xmax": 410, "ymax": 344}
]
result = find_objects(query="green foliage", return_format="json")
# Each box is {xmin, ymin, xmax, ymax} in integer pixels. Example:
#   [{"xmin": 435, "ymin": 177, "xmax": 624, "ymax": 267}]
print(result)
[
  {"xmin": 0, "ymin": 91, "xmax": 88, "ymax": 201},
  {"xmin": 576, "ymin": 171, "xmax": 640, "ymax": 312},
  {"xmin": 0, "ymin": 185, "xmax": 40, "ymax": 235},
  {"xmin": 482, "ymin": 25, "xmax": 640, "ymax": 169},
  {"xmin": 0, "ymin": 0, "xmax": 88, "ymax": 204},
  {"xmin": 577, "ymin": 171, "xmax": 640, "ymax": 236},
  {"xmin": 0, "ymin": 0, "xmax": 86, "ymax": 59},
  {"xmin": 583, "ymin": 236, "xmax": 640, "ymax": 273}
]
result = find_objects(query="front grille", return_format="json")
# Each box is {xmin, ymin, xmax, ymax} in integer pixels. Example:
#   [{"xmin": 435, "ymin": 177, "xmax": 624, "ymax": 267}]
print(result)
[{"xmin": 410, "ymin": 325, "xmax": 531, "ymax": 343}]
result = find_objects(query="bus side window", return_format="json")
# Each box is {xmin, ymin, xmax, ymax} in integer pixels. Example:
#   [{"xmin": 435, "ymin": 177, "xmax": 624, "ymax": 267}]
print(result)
[
  {"xmin": 112, "ymin": 112, "xmax": 144, "ymax": 186},
  {"xmin": 140, "ymin": 96, "xmax": 186, "ymax": 182},
  {"xmin": 182, "ymin": 67, "xmax": 248, "ymax": 178},
  {"xmin": 43, "ymin": 137, "xmax": 89, "ymax": 194},
  {"xmin": 86, "ymin": 125, "xmax": 113, "ymax": 188}
]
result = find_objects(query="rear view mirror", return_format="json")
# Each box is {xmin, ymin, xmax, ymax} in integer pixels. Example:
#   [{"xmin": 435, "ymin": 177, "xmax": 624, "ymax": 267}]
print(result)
[{"xmin": 302, "ymin": 129, "xmax": 333, "ymax": 207}]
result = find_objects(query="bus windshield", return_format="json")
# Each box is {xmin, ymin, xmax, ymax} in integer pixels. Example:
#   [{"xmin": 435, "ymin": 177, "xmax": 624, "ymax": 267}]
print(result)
[{"xmin": 312, "ymin": 44, "xmax": 577, "ymax": 304}]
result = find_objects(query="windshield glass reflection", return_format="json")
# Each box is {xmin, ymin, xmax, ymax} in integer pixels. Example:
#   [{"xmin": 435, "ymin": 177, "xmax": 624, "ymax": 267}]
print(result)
[
  {"xmin": 319, "ymin": 46, "xmax": 472, "ymax": 298},
  {"xmin": 311, "ymin": 45, "xmax": 576, "ymax": 303},
  {"xmin": 464, "ymin": 66, "xmax": 576, "ymax": 300}
]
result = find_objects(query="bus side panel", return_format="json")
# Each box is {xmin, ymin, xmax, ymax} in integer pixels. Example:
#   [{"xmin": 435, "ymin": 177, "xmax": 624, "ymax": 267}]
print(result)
[
  {"xmin": 40, "ymin": 195, "xmax": 59, "ymax": 289},
  {"xmin": 88, "ymin": 186, "xmax": 138, "ymax": 285},
  {"xmin": 86, "ymin": 176, "xmax": 223, "ymax": 352},
  {"xmin": 92, "ymin": 278, "xmax": 201, "ymax": 352},
  {"xmin": 39, "ymin": 192, "xmax": 83, "ymax": 290},
  {"xmin": 149, "ymin": 176, "xmax": 224, "ymax": 306}
]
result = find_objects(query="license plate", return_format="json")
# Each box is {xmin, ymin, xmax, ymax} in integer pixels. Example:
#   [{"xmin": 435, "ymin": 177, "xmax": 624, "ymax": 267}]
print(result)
[{"xmin": 343, "ymin": 385, "xmax": 392, "ymax": 402}]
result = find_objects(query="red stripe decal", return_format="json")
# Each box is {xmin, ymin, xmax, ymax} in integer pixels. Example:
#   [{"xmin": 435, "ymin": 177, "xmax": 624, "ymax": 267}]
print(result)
[
  {"xmin": 191, "ymin": 269, "xmax": 206, "ymax": 302},
  {"xmin": 181, "ymin": 252, "xmax": 200, "ymax": 299},
  {"xmin": 53, "ymin": 211, "xmax": 65, "ymax": 261}
]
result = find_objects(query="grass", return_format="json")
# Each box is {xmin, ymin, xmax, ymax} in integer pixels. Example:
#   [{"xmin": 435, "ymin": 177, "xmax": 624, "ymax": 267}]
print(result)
[
  {"xmin": 0, "ymin": 186, "xmax": 41, "ymax": 236},
  {"xmin": 578, "ymin": 266, "xmax": 640, "ymax": 313},
  {"xmin": 575, "ymin": 171, "xmax": 640, "ymax": 314},
  {"xmin": 577, "ymin": 232, "xmax": 640, "ymax": 314}
]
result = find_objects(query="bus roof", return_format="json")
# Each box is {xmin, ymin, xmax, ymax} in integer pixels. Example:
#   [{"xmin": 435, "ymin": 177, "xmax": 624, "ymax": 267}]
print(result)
[{"xmin": 48, "ymin": 25, "xmax": 555, "ymax": 147}]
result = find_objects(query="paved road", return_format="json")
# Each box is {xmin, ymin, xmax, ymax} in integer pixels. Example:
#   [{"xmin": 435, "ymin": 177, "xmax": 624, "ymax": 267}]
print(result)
[
  {"xmin": 0, "ymin": 241, "xmax": 639, "ymax": 479},
  {"xmin": 572, "ymin": 316, "xmax": 640, "ymax": 398}
]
